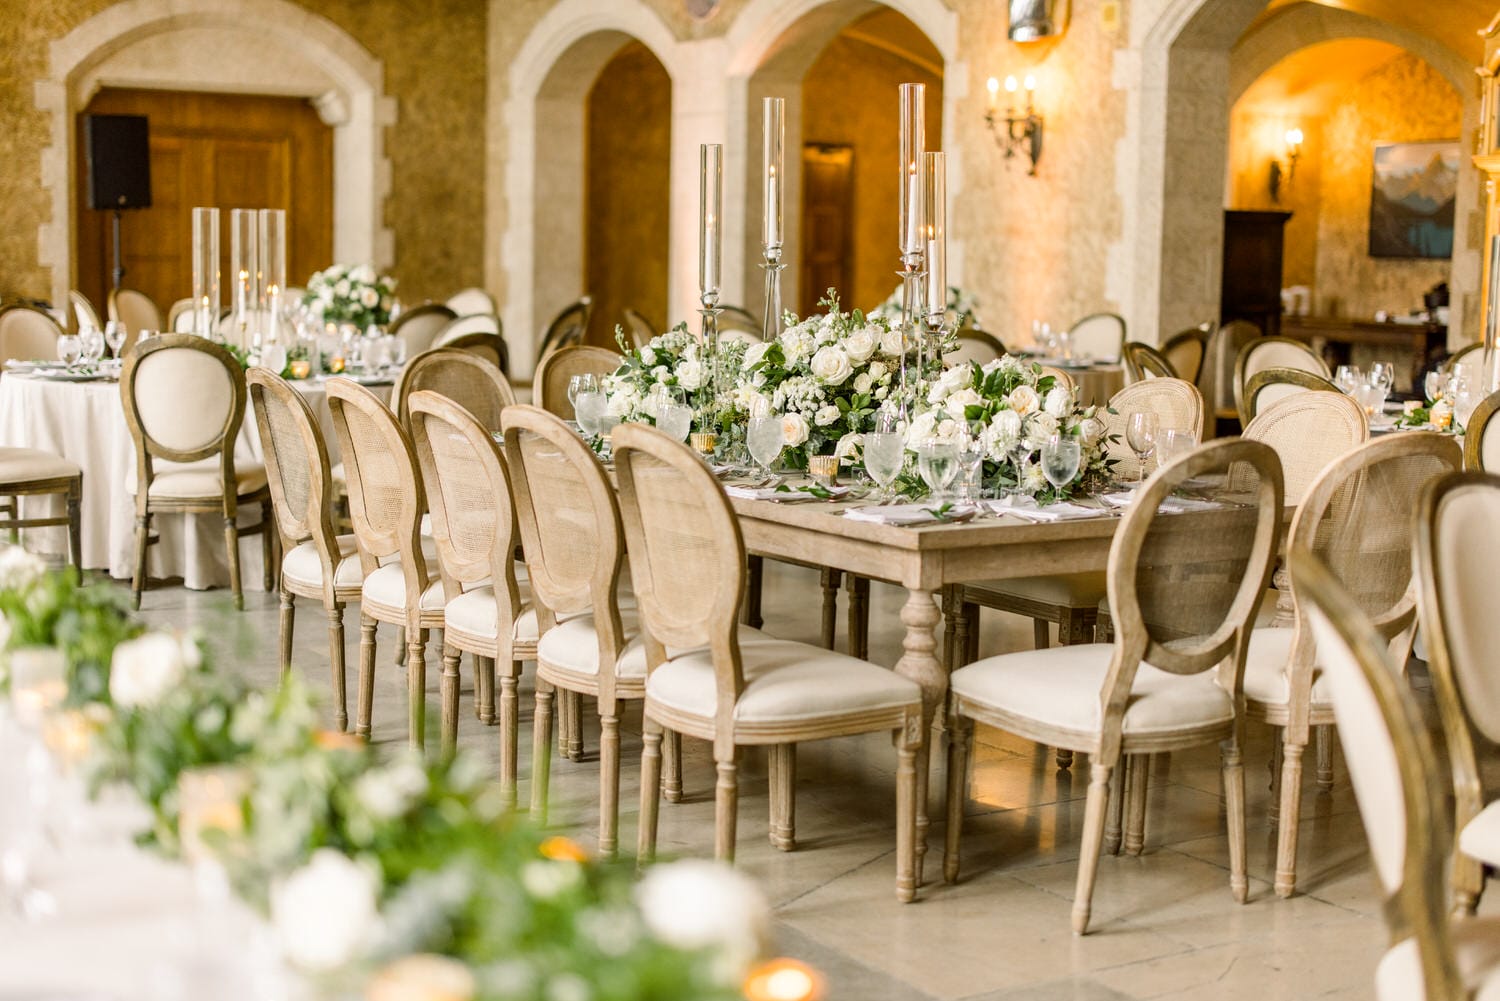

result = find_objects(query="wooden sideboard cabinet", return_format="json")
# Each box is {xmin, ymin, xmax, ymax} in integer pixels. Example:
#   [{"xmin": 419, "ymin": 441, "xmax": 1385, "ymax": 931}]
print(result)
[{"xmin": 1221, "ymin": 210, "xmax": 1292, "ymax": 337}]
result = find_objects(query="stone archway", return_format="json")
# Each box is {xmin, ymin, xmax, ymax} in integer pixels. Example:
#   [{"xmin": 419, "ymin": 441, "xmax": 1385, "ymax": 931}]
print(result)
[{"xmin": 34, "ymin": 0, "xmax": 394, "ymax": 310}]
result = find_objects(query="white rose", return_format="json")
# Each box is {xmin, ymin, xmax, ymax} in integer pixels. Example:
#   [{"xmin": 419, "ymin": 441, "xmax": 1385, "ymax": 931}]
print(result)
[
  {"xmin": 1023, "ymin": 463, "xmax": 1049, "ymax": 494},
  {"xmin": 639, "ymin": 346, "xmax": 657, "ymax": 366},
  {"xmin": 273, "ymin": 849, "xmax": 380, "ymax": 972},
  {"xmin": 1007, "ymin": 385, "xmax": 1040, "ymax": 416},
  {"xmin": 354, "ymin": 756, "xmax": 428, "ymax": 820},
  {"xmin": 779, "ymin": 330, "xmax": 812, "ymax": 365},
  {"xmin": 1044, "ymin": 386, "xmax": 1072, "ymax": 419},
  {"xmin": 1027, "ymin": 412, "xmax": 1060, "ymax": 442},
  {"xmin": 844, "ymin": 327, "xmax": 877, "ymax": 364},
  {"xmin": 109, "ymin": 632, "xmax": 198, "ymax": 708},
  {"xmin": 879, "ymin": 326, "xmax": 905, "ymax": 357},
  {"xmin": 636, "ymin": 860, "xmax": 769, "ymax": 977},
  {"xmin": 359, "ymin": 287, "xmax": 379, "ymax": 308},
  {"xmin": 853, "ymin": 373, "xmax": 873, "ymax": 395},
  {"xmin": 1078, "ymin": 415, "xmax": 1105, "ymax": 449},
  {"xmin": 676, "ymin": 359, "xmax": 703, "ymax": 391},
  {"xmin": 351, "ymin": 264, "xmax": 375, "ymax": 284},
  {"xmin": 945, "ymin": 388, "xmax": 982, "ymax": 418},
  {"xmin": 650, "ymin": 365, "xmax": 670, "ymax": 382},
  {"xmin": 334, "ymin": 279, "xmax": 351, "ymax": 298},
  {"xmin": 904, "ymin": 411, "xmax": 938, "ymax": 447},
  {"xmin": 606, "ymin": 390, "xmax": 637, "ymax": 418},
  {"xmin": 743, "ymin": 342, "xmax": 770, "ymax": 369},
  {"xmin": 748, "ymin": 393, "xmax": 773, "ymax": 419},
  {"xmin": 814, "ymin": 405, "xmax": 841, "ymax": 427},
  {"xmin": 809, "ymin": 346, "xmax": 853, "ymax": 386},
  {"xmin": 780, "ymin": 412, "xmax": 810, "ymax": 447},
  {"xmin": 874, "ymin": 385, "xmax": 889, "ymax": 400},
  {"xmin": 0, "ymin": 546, "xmax": 46, "ymax": 592},
  {"xmin": 990, "ymin": 409, "xmax": 1023, "ymax": 445},
  {"xmin": 868, "ymin": 361, "xmax": 889, "ymax": 381}
]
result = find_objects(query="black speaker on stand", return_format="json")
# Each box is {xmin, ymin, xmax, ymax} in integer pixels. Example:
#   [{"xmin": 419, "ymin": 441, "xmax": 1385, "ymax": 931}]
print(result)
[{"xmin": 83, "ymin": 114, "xmax": 152, "ymax": 292}]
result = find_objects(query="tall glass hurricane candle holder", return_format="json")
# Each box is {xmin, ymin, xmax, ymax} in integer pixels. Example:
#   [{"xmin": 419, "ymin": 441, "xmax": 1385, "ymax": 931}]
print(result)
[
  {"xmin": 191, "ymin": 207, "xmax": 220, "ymax": 338},
  {"xmin": 921, "ymin": 151, "xmax": 948, "ymax": 382},
  {"xmin": 229, "ymin": 209, "xmax": 259, "ymax": 349},
  {"xmin": 896, "ymin": 83, "xmax": 927, "ymax": 419},
  {"xmin": 699, "ymin": 143, "xmax": 724, "ymax": 434},
  {"xmin": 258, "ymin": 209, "xmax": 287, "ymax": 351},
  {"xmin": 761, "ymin": 97, "xmax": 787, "ymax": 342}
]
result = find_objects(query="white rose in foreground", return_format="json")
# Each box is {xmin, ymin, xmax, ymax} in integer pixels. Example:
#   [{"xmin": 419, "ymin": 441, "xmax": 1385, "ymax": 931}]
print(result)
[
  {"xmin": 780, "ymin": 412, "xmax": 810, "ymax": 447},
  {"xmin": 637, "ymin": 859, "xmax": 769, "ymax": 977},
  {"xmin": 990, "ymin": 409, "xmax": 1023, "ymax": 445},
  {"xmin": 743, "ymin": 341, "xmax": 770, "ymax": 369},
  {"xmin": 878, "ymin": 326, "xmax": 905, "ymax": 357},
  {"xmin": 945, "ymin": 387, "xmax": 982, "ymax": 418},
  {"xmin": 273, "ymin": 849, "xmax": 380, "ymax": 972},
  {"xmin": 809, "ymin": 346, "xmax": 853, "ymax": 386},
  {"xmin": 676, "ymin": 359, "xmax": 704, "ymax": 391},
  {"xmin": 1078, "ymin": 415, "xmax": 1105, "ymax": 448},
  {"xmin": 904, "ymin": 411, "xmax": 937, "ymax": 448},
  {"xmin": 355, "ymin": 755, "xmax": 429, "ymax": 820},
  {"xmin": 639, "ymin": 346, "xmax": 657, "ymax": 366},
  {"xmin": 1006, "ymin": 385, "xmax": 1040, "ymax": 416},
  {"xmin": 1044, "ymin": 386, "xmax": 1071, "ymax": 419},
  {"xmin": 814, "ymin": 405, "xmax": 841, "ymax": 427},
  {"xmin": 0, "ymin": 546, "xmax": 46, "ymax": 592},
  {"xmin": 110, "ymin": 632, "xmax": 200, "ymax": 708},
  {"xmin": 606, "ymin": 390, "xmax": 637, "ymax": 418},
  {"xmin": 843, "ymin": 327, "xmax": 877, "ymax": 364}
]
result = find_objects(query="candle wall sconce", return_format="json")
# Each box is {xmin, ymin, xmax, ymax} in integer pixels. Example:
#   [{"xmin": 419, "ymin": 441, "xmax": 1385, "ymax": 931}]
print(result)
[
  {"xmin": 984, "ymin": 74, "xmax": 1044, "ymax": 176},
  {"xmin": 1269, "ymin": 127, "xmax": 1303, "ymax": 203}
]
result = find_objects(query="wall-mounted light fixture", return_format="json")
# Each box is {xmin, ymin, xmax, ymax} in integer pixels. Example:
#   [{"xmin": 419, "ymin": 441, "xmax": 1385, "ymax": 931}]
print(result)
[
  {"xmin": 985, "ymin": 74, "xmax": 1044, "ymax": 176},
  {"xmin": 1269, "ymin": 127, "xmax": 1303, "ymax": 202}
]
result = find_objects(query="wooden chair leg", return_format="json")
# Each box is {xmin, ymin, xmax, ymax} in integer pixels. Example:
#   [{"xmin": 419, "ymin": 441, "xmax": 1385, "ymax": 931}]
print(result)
[
  {"xmin": 638, "ymin": 719, "xmax": 664, "ymax": 868},
  {"xmin": 897, "ymin": 735, "xmax": 920, "ymax": 903},
  {"xmin": 769, "ymin": 744, "xmax": 796, "ymax": 851},
  {"xmin": 663, "ymin": 730, "xmax": 683, "ymax": 803},
  {"xmin": 1269, "ymin": 734, "xmax": 1284, "ymax": 823},
  {"xmin": 394, "ymin": 626, "xmax": 406, "ymax": 667},
  {"xmin": 1072, "ymin": 760, "xmax": 1114, "ymax": 934},
  {"xmin": 131, "ymin": 512, "xmax": 150, "ymax": 609},
  {"xmin": 66, "ymin": 481, "xmax": 81, "ymax": 570},
  {"xmin": 356, "ymin": 614, "xmax": 377, "ymax": 738},
  {"xmin": 848, "ymin": 575, "xmax": 871, "ymax": 660},
  {"xmin": 567, "ymin": 691, "xmax": 584, "ymax": 761},
  {"xmin": 1104, "ymin": 759, "xmax": 1124, "ymax": 856},
  {"xmin": 943, "ymin": 716, "xmax": 973, "ymax": 884},
  {"xmin": 744, "ymin": 555, "xmax": 764, "ymax": 628},
  {"xmin": 440, "ymin": 646, "xmax": 461, "ymax": 758},
  {"xmin": 498, "ymin": 664, "xmax": 520, "ymax": 810},
  {"xmin": 819, "ymin": 567, "xmax": 841, "ymax": 649},
  {"xmin": 277, "ymin": 589, "xmax": 295, "ymax": 680},
  {"xmin": 1274, "ymin": 731, "xmax": 1307, "ymax": 898},
  {"xmin": 1123, "ymin": 754, "xmax": 1148, "ymax": 856},
  {"xmin": 530, "ymin": 682, "xmax": 555, "ymax": 823},
  {"xmin": 261, "ymin": 501, "xmax": 274, "ymax": 592},
  {"xmin": 599, "ymin": 711, "xmax": 620, "ymax": 858},
  {"xmin": 224, "ymin": 515, "xmax": 243, "ymax": 611},
  {"xmin": 715, "ymin": 753, "xmax": 740, "ymax": 863},
  {"xmin": 477, "ymin": 656, "xmax": 496, "ymax": 725},
  {"xmin": 1314, "ymin": 725, "xmax": 1334, "ymax": 791},
  {"xmin": 1454, "ymin": 852, "xmax": 1485, "ymax": 917},
  {"xmin": 1223, "ymin": 734, "xmax": 1249, "ymax": 904},
  {"xmin": 328, "ymin": 604, "xmax": 348, "ymax": 732},
  {"xmin": 407, "ymin": 628, "xmax": 427, "ymax": 751}
]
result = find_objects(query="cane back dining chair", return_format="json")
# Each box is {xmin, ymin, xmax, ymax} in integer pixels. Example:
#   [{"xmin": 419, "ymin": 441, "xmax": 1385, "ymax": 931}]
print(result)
[
  {"xmin": 945, "ymin": 437, "xmax": 1284, "ymax": 933},
  {"xmin": 1289, "ymin": 548, "xmax": 1500, "ymax": 1001},
  {"xmin": 394, "ymin": 347, "xmax": 517, "ymax": 433},
  {"xmin": 247, "ymin": 369, "xmax": 366, "ymax": 731},
  {"xmin": 1416, "ymin": 471, "xmax": 1500, "ymax": 916},
  {"xmin": 120, "ymin": 335, "xmax": 273, "ymax": 610},
  {"xmin": 0, "ymin": 304, "xmax": 62, "ymax": 371},
  {"xmin": 534, "ymin": 345, "xmax": 622, "ymax": 420},
  {"xmin": 327, "ymin": 378, "xmax": 450, "ymax": 750},
  {"xmin": 390, "ymin": 303, "xmax": 457, "ymax": 358},
  {"xmin": 1234, "ymin": 337, "xmax": 1329, "ymax": 423},
  {"xmin": 613, "ymin": 423, "xmax": 925, "ymax": 900},
  {"xmin": 1243, "ymin": 432, "xmax": 1461, "ymax": 899},
  {"xmin": 435, "ymin": 313, "xmax": 502, "ymax": 347},
  {"xmin": 1122, "ymin": 341, "xmax": 1175, "ymax": 382},
  {"xmin": 1238, "ymin": 367, "xmax": 1340, "ymax": 428},
  {"xmin": 409, "ymin": 390, "xmax": 536, "ymax": 771},
  {"xmin": 536, "ymin": 296, "xmax": 594, "ymax": 364}
]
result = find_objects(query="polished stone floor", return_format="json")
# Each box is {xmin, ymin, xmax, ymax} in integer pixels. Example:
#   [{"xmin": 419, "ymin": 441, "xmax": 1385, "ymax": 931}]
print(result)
[{"xmin": 132, "ymin": 561, "xmax": 1442, "ymax": 1001}]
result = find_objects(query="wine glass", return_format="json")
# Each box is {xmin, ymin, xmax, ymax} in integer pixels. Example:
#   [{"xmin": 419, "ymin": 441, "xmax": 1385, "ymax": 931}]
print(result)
[
  {"xmin": 568, "ymin": 374, "xmax": 599, "ymax": 418},
  {"xmin": 863, "ymin": 413, "xmax": 905, "ymax": 501},
  {"xmin": 1354, "ymin": 380, "xmax": 1387, "ymax": 419},
  {"xmin": 1157, "ymin": 428, "xmax": 1198, "ymax": 468},
  {"xmin": 1126, "ymin": 411, "xmax": 1159, "ymax": 487},
  {"xmin": 956, "ymin": 425, "xmax": 986, "ymax": 503},
  {"xmin": 747, "ymin": 416, "xmax": 784, "ymax": 483},
  {"xmin": 1424, "ymin": 369, "xmax": 1448, "ymax": 404},
  {"xmin": 1453, "ymin": 373, "xmax": 1481, "ymax": 429},
  {"xmin": 1370, "ymin": 362, "xmax": 1396, "ymax": 396},
  {"xmin": 80, "ymin": 327, "xmax": 105, "ymax": 366},
  {"xmin": 1040, "ymin": 433, "xmax": 1082, "ymax": 499},
  {"xmin": 574, "ymin": 389, "xmax": 606, "ymax": 437},
  {"xmin": 103, "ymin": 320, "xmax": 127, "ymax": 360},
  {"xmin": 55, "ymin": 333, "xmax": 81, "ymax": 370},
  {"xmin": 916, "ymin": 440, "xmax": 960, "ymax": 502},
  {"xmin": 1333, "ymin": 365, "xmax": 1361, "ymax": 395}
]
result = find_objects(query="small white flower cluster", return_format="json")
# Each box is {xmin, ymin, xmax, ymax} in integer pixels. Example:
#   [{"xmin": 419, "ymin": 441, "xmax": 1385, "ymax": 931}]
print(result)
[
  {"xmin": 0, "ymin": 545, "xmax": 46, "ymax": 593},
  {"xmin": 602, "ymin": 325, "xmax": 746, "ymax": 425},
  {"xmin": 636, "ymin": 859, "xmax": 770, "ymax": 985},
  {"xmin": 303, "ymin": 263, "xmax": 397, "ymax": 331},
  {"xmin": 108, "ymin": 630, "xmax": 201, "ymax": 708}
]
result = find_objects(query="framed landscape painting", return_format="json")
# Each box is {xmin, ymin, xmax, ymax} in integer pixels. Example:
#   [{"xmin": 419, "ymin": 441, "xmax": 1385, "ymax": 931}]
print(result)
[{"xmin": 1368, "ymin": 140, "xmax": 1460, "ymax": 259}]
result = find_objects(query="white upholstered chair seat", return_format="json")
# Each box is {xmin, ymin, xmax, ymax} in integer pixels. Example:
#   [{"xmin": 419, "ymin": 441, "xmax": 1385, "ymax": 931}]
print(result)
[
  {"xmin": 125, "ymin": 458, "xmax": 267, "ymax": 499},
  {"xmin": 281, "ymin": 534, "xmax": 364, "ymax": 591},
  {"xmin": 1242, "ymin": 627, "xmax": 1333, "ymax": 708},
  {"xmin": 951, "ymin": 644, "xmax": 1233, "ymax": 742},
  {"xmin": 1374, "ymin": 918, "xmax": 1500, "ymax": 1001},
  {"xmin": 0, "ymin": 447, "xmax": 80, "ymax": 481},
  {"xmin": 1460, "ymin": 801, "xmax": 1500, "ymax": 869},
  {"xmin": 646, "ymin": 638, "xmax": 920, "ymax": 726},
  {"xmin": 443, "ymin": 580, "xmax": 539, "ymax": 647},
  {"xmin": 966, "ymin": 572, "xmax": 1106, "ymax": 608}
]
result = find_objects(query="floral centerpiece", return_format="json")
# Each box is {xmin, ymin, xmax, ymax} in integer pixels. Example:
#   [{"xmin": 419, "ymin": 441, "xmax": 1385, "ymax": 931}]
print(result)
[
  {"xmin": 605, "ymin": 323, "xmax": 747, "ymax": 428},
  {"xmin": 905, "ymin": 356, "xmax": 1112, "ymax": 500},
  {"xmin": 873, "ymin": 283, "xmax": 981, "ymax": 332},
  {"xmin": 303, "ymin": 264, "xmax": 397, "ymax": 332},
  {"xmin": 742, "ymin": 291, "xmax": 902, "ymax": 469}
]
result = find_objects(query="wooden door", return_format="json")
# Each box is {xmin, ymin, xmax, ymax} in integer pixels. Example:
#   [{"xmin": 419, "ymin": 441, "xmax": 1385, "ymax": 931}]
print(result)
[
  {"xmin": 800, "ymin": 144, "xmax": 854, "ymax": 317},
  {"xmin": 75, "ymin": 88, "xmax": 332, "ymax": 324}
]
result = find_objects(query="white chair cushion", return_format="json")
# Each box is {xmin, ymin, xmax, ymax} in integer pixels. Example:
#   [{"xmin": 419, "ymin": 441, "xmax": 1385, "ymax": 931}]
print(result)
[
  {"xmin": 443, "ymin": 580, "xmax": 538, "ymax": 644},
  {"xmin": 282, "ymin": 534, "xmax": 364, "ymax": 590},
  {"xmin": 362, "ymin": 562, "xmax": 445, "ymax": 612},
  {"xmin": 647, "ymin": 638, "xmax": 920, "ymax": 724},
  {"xmin": 125, "ymin": 458, "xmax": 268, "ymax": 500},
  {"xmin": 1460, "ymin": 801, "xmax": 1500, "ymax": 868},
  {"xmin": 1242, "ymin": 626, "xmax": 1332, "ymax": 708},
  {"xmin": 951, "ymin": 644, "xmax": 1233, "ymax": 737},
  {"xmin": 0, "ymin": 447, "xmax": 80, "ymax": 482},
  {"xmin": 1375, "ymin": 918, "xmax": 1500, "ymax": 1001},
  {"xmin": 967, "ymin": 572, "xmax": 1107, "ymax": 609}
]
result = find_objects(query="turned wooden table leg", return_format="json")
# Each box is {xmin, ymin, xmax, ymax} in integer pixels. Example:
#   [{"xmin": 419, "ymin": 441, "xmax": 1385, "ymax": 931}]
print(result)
[
  {"xmin": 895, "ymin": 587, "xmax": 944, "ymax": 889},
  {"xmin": 744, "ymin": 555, "xmax": 764, "ymax": 629},
  {"xmin": 819, "ymin": 567, "xmax": 842, "ymax": 649}
]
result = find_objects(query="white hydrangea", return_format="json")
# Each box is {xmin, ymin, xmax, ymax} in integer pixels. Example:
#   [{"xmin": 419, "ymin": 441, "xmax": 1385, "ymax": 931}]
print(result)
[
  {"xmin": 110, "ymin": 632, "xmax": 201, "ymax": 708},
  {"xmin": 1023, "ymin": 462, "xmax": 1049, "ymax": 493}
]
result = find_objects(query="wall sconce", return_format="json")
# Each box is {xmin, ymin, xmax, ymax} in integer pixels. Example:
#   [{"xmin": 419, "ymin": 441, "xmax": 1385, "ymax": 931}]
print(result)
[
  {"xmin": 985, "ymin": 74, "xmax": 1045, "ymax": 176},
  {"xmin": 1269, "ymin": 127, "xmax": 1303, "ymax": 202}
]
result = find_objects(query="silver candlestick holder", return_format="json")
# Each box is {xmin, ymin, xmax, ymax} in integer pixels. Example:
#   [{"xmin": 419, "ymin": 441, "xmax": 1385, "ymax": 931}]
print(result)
[
  {"xmin": 896, "ymin": 250, "xmax": 926, "ymax": 419},
  {"xmin": 760, "ymin": 245, "xmax": 785, "ymax": 343},
  {"xmin": 698, "ymin": 292, "xmax": 723, "ymax": 435}
]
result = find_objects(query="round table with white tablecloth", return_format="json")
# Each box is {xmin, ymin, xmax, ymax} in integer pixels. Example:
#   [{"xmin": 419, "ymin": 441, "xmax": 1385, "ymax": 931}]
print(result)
[{"xmin": 0, "ymin": 373, "xmax": 390, "ymax": 589}]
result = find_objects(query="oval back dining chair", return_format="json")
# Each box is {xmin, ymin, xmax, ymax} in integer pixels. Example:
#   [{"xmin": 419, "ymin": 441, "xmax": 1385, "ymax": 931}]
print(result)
[
  {"xmin": 1234, "ymin": 337, "xmax": 1329, "ymax": 424},
  {"xmin": 622, "ymin": 308, "xmax": 658, "ymax": 350},
  {"xmin": 409, "ymin": 389, "xmax": 533, "ymax": 765},
  {"xmin": 394, "ymin": 347, "xmax": 517, "ymax": 433},
  {"xmin": 1161, "ymin": 325, "xmax": 1211, "ymax": 385},
  {"xmin": 1238, "ymin": 367, "xmax": 1341, "ymax": 427},
  {"xmin": 613, "ymin": 422, "xmax": 924, "ymax": 899},
  {"xmin": 946, "ymin": 329, "xmax": 1007, "ymax": 368},
  {"xmin": 107, "ymin": 287, "xmax": 160, "ymax": 350},
  {"xmin": 1122, "ymin": 341, "xmax": 1175, "ymax": 382},
  {"xmin": 1244, "ymin": 432, "xmax": 1461, "ymax": 900},
  {"xmin": 68, "ymin": 290, "xmax": 101, "ymax": 333},
  {"xmin": 1203, "ymin": 320, "xmax": 1261, "ymax": 427},
  {"xmin": 247, "ymin": 368, "xmax": 364, "ymax": 730},
  {"xmin": 390, "ymin": 303, "xmax": 457, "ymax": 357},
  {"xmin": 1240, "ymin": 390, "xmax": 1367, "ymax": 505},
  {"xmin": 1445, "ymin": 341, "xmax": 1481, "ymax": 380},
  {"xmin": 1101, "ymin": 377, "xmax": 1205, "ymax": 482},
  {"xmin": 167, "ymin": 298, "xmax": 196, "ymax": 333},
  {"xmin": 0, "ymin": 304, "xmax": 63, "ymax": 371},
  {"xmin": 1461, "ymin": 389, "xmax": 1500, "ymax": 471},
  {"xmin": 445, "ymin": 287, "xmax": 497, "ymax": 318},
  {"xmin": 534, "ymin": 345, "xmax": 622, "ymax": 420},
  {"xmin": 536, "ymin": 296, "xmax": 594, "ymax": 364},
  {"xmin": 1290, "ymin": 549, "xmax": 1475, "ymax": 1001},
  {"xmin": 120, "ymin": 334, "xmax": 272, "ymax": 610},
  {"xmin": 436, "ymin": 331, "xmax": 509, "ymax": 374},
  {"xmin": 947, "ymin": 438, "xmax": 1285, "ymax": 933},
  {"xmin": 1066, "ymin": 312, "xmax": 1126, "ymax": 363},
  {"xmin": 327, "ymin": 377, "xmax": 446, "ymax": 749},
  {"xmin": 1416, "ymin": 471, "xmax": 1500, "ymax": 915},
  {"xmin": 434, "ymin": 312, "xmax": 501, "ymax": 346}
]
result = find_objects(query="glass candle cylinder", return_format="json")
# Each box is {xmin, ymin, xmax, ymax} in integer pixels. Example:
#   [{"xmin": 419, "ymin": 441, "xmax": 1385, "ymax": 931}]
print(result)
[
  {"xmin": 763, "ymin": 98, "xmax": 785, "ymax": 251},
  {"xmin": 700, "ymin": 144, "xmax": 723, "ymax": 301},
  {"xmin": 191, "ymin": 207, "xmax": 220, "ymax": 337},
  {"xmin": 178, "ymin": 765, "xmax": 248, "ymax": 864},
  {"xmin": 10, "ymin": 647, "xmax": 66, "ymax": 729},
  {"xmin": 258, "ymin": 209, "xmax": 287, "ymax": 346},
  {"xmin": 230, "ymin": 209, "xmax": 259, "ymax": 346},
  {"xmin": 899, "ymin": 83, "xmax": 926, "ymax": 257},
  {"xmin": 923, "ymin": 152, "xmax": 947, "ymax": 322}
]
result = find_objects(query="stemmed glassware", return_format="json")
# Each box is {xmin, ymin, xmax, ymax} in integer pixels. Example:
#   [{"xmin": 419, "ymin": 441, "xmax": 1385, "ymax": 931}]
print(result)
[
  {"xmin": 1424, "ymin": 369, "xmax": 1448, "ymax": 403},
  {"xmin": 956, "ymin": 424, "xmax": 985, "ymax": 503},
  {"xmin": 1370, "ymin": 361, "xmax": 1396, "ymax": 397},
  {"xmin": 567, "ymin": 374, "xmax": 599, "ymax": 421},
  {"xmin": 747, "ymin": 416, "xmax": 784, "ymax": 484},
  {"xmin": 1334, "ymin": 365, "xmax": 1361, "ymax": 395},
  {"xmin": 103, "ymin": 321, "xmax": 127, "ymax": 361},
  {"xmin": 1126, "ymin": 411, "xmax": 1159, "ymax": 487},
  {"xmin": 863, "ymin": 412, "xmax": 905, "ymax": 501},
  {"xmin": 80, "ymin": 328, "xmax": 105, "ymax": 368},
  {"xmin": 56, "ymin": 333, "xmax": 81, "ymax": 371},
  {"xmin": 917, "ymin": 438, "xmax": 959, "ymax": 502},
  {"xmin": 1040, "ymin": 433, "xmax": 1081, "ymax": 500}
]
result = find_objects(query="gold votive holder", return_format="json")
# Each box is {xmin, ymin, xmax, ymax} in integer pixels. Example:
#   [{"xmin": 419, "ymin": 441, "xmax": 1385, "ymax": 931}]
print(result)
[
  {"xmin": 43, "ymin": 710, "xmax": 95, "ymax": 772},
  {"xmin": 288, "ymin": 358, "xmax": 311, "ymax": 380},
  {"xmin": 808, "ymin": 454, "xmax": 840, "ymax": 486},
  {"xmin": 690, "ymin": 431, "xmax": 719, "ymax": 457},
  {"xmin": 178, "ymin": 765, "xmax": 249, "ymax": 864}
]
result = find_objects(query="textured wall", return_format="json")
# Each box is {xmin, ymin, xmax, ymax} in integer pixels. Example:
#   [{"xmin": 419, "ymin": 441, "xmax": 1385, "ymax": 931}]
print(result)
[
  {"xmin": 0, "ymin": 0, "xmax": 486, "ymax": 306},
  {"xmin": 1227, "ymin": 109, "xmax": 1324, "ymax": 292}
]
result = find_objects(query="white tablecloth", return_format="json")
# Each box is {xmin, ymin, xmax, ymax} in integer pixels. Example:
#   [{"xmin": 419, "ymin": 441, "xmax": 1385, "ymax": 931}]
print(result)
[{"xmin": 0, "ymin": 374, "xmax": 390, "ymax": 590}]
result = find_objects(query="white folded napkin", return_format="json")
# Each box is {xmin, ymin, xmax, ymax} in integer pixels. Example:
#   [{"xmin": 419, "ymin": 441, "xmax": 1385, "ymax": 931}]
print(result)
[
  {"xmin": 724, "ymin": 483, "xmax": 850, "ymax": 502},
  {"xmin": 988, "ymin": 497, "xmax": 1103, "ymax": 522},
  {"xmin": 843, "ymin": 502, "xmax": 977, "ymax": 525},
  {"xmin": 1101, "ymin": 491, "xmax": 1221, "ymax": 513}
]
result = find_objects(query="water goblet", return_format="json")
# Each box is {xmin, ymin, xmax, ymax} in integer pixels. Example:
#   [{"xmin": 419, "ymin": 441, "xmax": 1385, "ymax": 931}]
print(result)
[
  {"xmin": 1126, "ymin": 410, "xmax": 1159, "ymax": 487},
  {"xmin": 1454, "ymin": 375, "xmax": 1482, "ymax": 429},
  {"xmin": 916, "ymin": 439, "xmax": 960, "ymax": 502},
  {"xmin": 656, "ymin": 401, "xmax": 693, "ymax": 443},
  {"xmin": 103, "ymin": 320, "xmax": 127, "ymax": 360},
  {"xmin": 574, "ymin": 389, "xmax": 606, "ymax": 438},
  {"xmin": 80, "ymin": 327, "xmax": 105, "ymax": 366},
  {"xmin": 567, "ymin": 373, "xmax": 599, "ymax": 418},
  {"xmin": 1157, "ymin": 427, "xmax": 1198, "ymax": 468},
  {"xmin": 1370, "ymin": 362, "xmax": 1396, "ymax": 395},
  {"xmin": 1424, "ymin": 369, "xmax": 1447, "ymax": 404},
  {"xmin": 863, "ymin": 412, "xmax": 905, "ymax": 501},
  {"xmin": 1333, "ymin": 365, "xmax": 1360, "ymax": 395},
  {"xmin": 56, "ymin": 333, "xmax": 81, "ymax": 370},
  {"xmin": 956, "ymin": 426, "xmax": 986, "ymax": 503},
  {"xmin": 1040, "ymin": 433, "xmax": 1082, "ymax": 499},
  {"xmin": 747, "ymin": 416, "xmax": 785, "ymax": 484}
]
